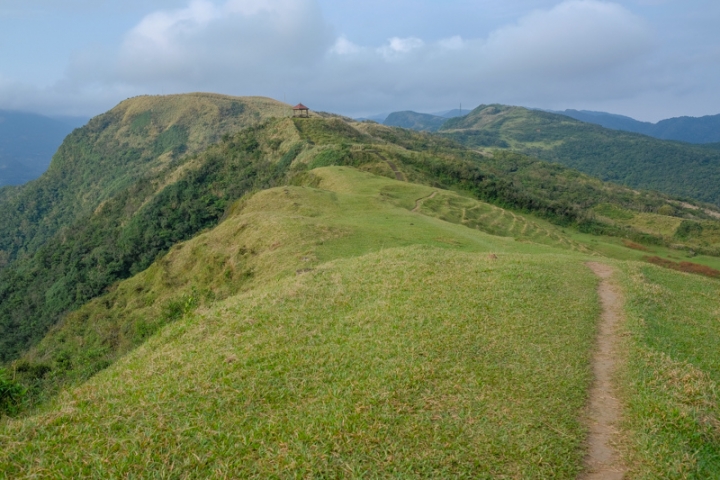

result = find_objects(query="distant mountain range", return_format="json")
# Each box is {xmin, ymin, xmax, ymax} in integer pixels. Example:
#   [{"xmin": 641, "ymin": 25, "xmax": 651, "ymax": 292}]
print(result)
[
  {"xmin": 0, "ymin": 110, "xmax": 88, "ymax": 187},
  {"xmin": 550, "ymin": 109, "xmax": 720, "ymax": 144},
  {"xmin": 439, "ymin": 104, "xmax": 720, "ymax": 205},
  {"xmin": 378, "ymin": 107, "xmax": 720, "ymax": 144}
]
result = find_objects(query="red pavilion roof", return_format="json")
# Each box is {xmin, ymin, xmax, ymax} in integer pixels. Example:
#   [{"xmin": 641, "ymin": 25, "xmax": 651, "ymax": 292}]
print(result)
[{"xmin": 293, "ymin": 103, "xmax": 309, "ymax": 110}]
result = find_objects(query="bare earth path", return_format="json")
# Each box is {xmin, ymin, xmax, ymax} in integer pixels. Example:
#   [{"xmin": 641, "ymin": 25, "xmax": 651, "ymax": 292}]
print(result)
[
  {"xmin": 582, "ymin": 262, "xmax": 627, "ymax": 480},
  {"xmin": 412, "ymin": 191, "xmax": 437, "ymax": 213}
]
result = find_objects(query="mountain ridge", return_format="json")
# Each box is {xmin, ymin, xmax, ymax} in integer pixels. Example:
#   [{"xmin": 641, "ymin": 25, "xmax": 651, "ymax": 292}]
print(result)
[
  {"xmin": 440, "ymin": 104, "xmax": 720, "ymax": 206},
  {"xmin": 2, "ymin": 94, "xmax": 720, "ymax": 477},
  {"xmin": 554, "ymin": 108, "xmax": 720, "ymax": 144}
]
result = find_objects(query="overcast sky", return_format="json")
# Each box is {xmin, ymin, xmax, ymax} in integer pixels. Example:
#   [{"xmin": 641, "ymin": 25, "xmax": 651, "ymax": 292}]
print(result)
[{"xmin": 0, "ymin": 0, "xmax": 718, "ymax": 121}]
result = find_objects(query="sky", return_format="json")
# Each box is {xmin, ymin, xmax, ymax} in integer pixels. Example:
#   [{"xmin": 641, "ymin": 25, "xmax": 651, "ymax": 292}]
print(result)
[{"xmin": 0, "ymin": 0, "xmax": 718, "ymax": 121}]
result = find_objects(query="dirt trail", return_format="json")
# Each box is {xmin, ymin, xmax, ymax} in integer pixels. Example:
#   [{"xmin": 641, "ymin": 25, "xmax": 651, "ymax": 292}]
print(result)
[
  {"xmin": 365, "ymin": 149, "xmax": 407, "ymax": 181},
  {"xmin": 384, "ymin": 159, "xmax": 406, "ymax": 181},
  {"xmin": 582, "ymin": 262, "xmax": 626, "ymax": 480},
  {"xmin": 412, "ymin": 192, "xmax": 437, "ymax": 213}
]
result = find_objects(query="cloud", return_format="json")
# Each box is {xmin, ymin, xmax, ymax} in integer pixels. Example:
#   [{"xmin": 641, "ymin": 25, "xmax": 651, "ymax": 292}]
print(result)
[
  {"xmin": 1, "ymin": 0, "xmax": 693, "ymax": 119},
  {"xmin": 480, "ymin": 1, "xmax": 654, "ymax": 76},
  {"xmin": 112, "ymin": 0, "xmax": 334, "ymax": 88},
  {"xmin": 314, "ymin": 0, "xmax": 657, "ymax": 113}
]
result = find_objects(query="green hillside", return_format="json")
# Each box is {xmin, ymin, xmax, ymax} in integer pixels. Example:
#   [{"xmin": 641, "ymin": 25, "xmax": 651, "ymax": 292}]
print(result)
[
  {"xmin": 4, "ymin": 110, "xmax": 720, "ymax": 365},
  {"xmin": 440, "ymin": 104, "xmax": 720, "ymax": 206},
  {"xmin": 1, "ymin": 96, "xmax": 719, "ymax": 478},
  {"xmin": 0, "ymin": 93, "xmax": 292, "ymax": 266},
  {"xmin": 2, "ymin": 166, "xmax": 719, "ymax": 477}
]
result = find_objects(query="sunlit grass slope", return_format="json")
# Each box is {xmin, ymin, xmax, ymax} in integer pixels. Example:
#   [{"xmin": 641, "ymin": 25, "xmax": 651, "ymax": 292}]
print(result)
[
  {"xmin": 1, "ymin": 166, "xmax": 603, "ymax": 477},
  {"xmin": 4, "ymin": 166, "xmax": 720, "ymax": 478},
  {"xmin": 16, "ymin": 167, "xmax": 576, "ymax": 394},
  {"xmin": 0, "ymin": 247, "xmax": 600, "ymax": 478}
]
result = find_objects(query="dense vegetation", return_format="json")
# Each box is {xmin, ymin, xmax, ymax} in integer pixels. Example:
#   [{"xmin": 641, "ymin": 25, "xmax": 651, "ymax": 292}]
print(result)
[
  {"xmin": 440, "ymin": 104, "xmax": 720, "ymax": 206},
  {"xmin": 0, "ymin": 94, "xmax": 290, "ymax": 268},
  {"xmin": 0, "ymin": 123, "xmax": 302, "ymax": 363}
]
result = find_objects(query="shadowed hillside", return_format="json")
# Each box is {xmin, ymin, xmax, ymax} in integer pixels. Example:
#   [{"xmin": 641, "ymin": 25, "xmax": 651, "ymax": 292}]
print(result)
[
  {"xmin": 383, "ymin": 111, "xmax": 448, "ymax": 132},
  {"xmin": 558, "ymin": 109, "xmax": 720, "ymax": 144}
]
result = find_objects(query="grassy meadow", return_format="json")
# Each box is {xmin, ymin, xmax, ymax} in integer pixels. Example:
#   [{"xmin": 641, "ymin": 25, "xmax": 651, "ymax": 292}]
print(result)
[
  {"xmin": 617, "ymin": 264, "xmax": 720, "ymax": 478},
  {"xmin": 0, "ymin": 247, "xmax": 600, "ymax": 478},
  {"xmin": 1, "ymin": 165, "xmax": 719, "ymax": 478}
]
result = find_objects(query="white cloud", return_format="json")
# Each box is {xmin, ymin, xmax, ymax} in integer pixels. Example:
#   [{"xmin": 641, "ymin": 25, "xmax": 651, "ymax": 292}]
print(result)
[
  {"xmin": 480, "ymin": 0, "xmax": 654, "ymax": 76},
  {"xmin": 112, "ymin": 0, "xmax": 333, "ymax": 87},
  {"xmin": 377, "ymin": 37, "xmax": 425, "ymax": 60},
  {"xmin": 330, "ymin": 36, "xmax": 361, "ymax": 55},
  {"xmin": 8, "ymin": 0, "xmax": 719, "ymax": 121}
]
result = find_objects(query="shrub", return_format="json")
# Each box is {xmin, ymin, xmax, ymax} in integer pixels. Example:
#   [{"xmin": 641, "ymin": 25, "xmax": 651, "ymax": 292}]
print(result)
[{"xmin": 0, "ymin": 367, "xmax": 25, "ymax": 416}]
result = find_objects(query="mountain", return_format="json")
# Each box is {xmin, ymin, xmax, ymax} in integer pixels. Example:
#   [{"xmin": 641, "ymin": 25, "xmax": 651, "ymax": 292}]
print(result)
[
  {"xmin": 557, "ymin": 109, "xmax": 720, "ymax": 144},
  {"xmin": 441, "ymin": 104, "xmax": 720, "ymax": 206},
  {"xmin": 0, "ymin": 93, "xmax": 292, "ymax": 267},
  {"xmin": 0, "ymin": 110, "xmax": 82, "ymax": 187},
  {"xmin": 383, "ymin": 111, "xmax": 448, "ymax": 132},
  {"xmin": 1, "ymin": 95, "xmax": 719, "ymax": 477}
]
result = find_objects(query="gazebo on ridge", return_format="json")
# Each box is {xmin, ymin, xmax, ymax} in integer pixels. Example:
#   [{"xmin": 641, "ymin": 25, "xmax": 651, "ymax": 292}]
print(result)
[{"xmin": 293, "ymin": 103, "xmax": 310, "ymax": 118}]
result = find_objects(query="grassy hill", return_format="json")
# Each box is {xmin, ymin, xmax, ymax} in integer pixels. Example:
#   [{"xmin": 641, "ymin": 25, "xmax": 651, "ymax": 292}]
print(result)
[
  {"xmin": 1, "ymin": 96, "xmax": 719, "ymax": 477},
  {"xmin": 0, "ymin": 93, "xmax": 292, "ymax": 266},
  {"xmin": 6, "ymin": 111, "xmax": 720, "ymax": 363},
  {"xmin": 440, "ymin": 104, "xmax": 720, "ymax": 206},
  {"xmin": 2, "ymin": 166, "xmax": 719, "ymax": 477}
]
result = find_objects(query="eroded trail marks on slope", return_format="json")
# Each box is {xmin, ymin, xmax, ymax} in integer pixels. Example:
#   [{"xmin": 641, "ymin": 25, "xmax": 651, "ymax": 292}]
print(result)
[
  {"xmin": 365, "ymin": 149, "xmax": 406, "ymax": 181},
  {"xmin": 582, "ymin": 263, "xmax": 626, "ymax": 480},
  {"xmin": 412, "ymin": 191, "xmax": 437, "ymax": 213}
]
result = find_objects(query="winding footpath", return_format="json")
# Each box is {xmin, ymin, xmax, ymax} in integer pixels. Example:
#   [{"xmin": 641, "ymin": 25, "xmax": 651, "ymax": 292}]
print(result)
[
  {"xmin": 412, "ymin": 191, "xmax": 437, "ymax": 213},
  {"xmin": 582, "ymin": 263, "xmax": 627, "ymax": 480}
]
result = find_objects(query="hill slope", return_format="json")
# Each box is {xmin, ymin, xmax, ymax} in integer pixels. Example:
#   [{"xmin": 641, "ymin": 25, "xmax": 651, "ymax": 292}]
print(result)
[
  {"xmin": 0, "ymin": 93, "xmax": 292, "ymax": 266},
  {"xmin": 4, "ymin": 108, "xmax": 720, "ymax": 364},
  {"xmin": 0, "ymin": 92, "xmax": 718, "ymax": 477},
  {"xmin": 1, "ymin": 165, "xmax": 604, "ymax": 477},
  {"xmin": 441, "ymin": 104, "xmax": 720, "ymax": 206},
  {"xmin": 3, "ymin": 166, "xmax": 719, "ymax": 478}
]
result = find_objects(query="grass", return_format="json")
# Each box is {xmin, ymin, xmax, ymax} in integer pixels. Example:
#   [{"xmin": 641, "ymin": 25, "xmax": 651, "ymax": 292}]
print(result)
[
  {"xmin": 15, "ymin": 167, "xmax": 573, "ymax": 399},
  {"xmin": 4, "ymin": 165, "xmax": 720, "ymax": 478},
  {"xmin": 617, "ymin": 264, "xmax": 720, "ymax": 478},
  {"xmin": 1, "ymin": 166, "xmax": 604, "ymax": 478},
  {"xmin": 0, "ymin": 248, "xmax": 600, "ymax": 478}
]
